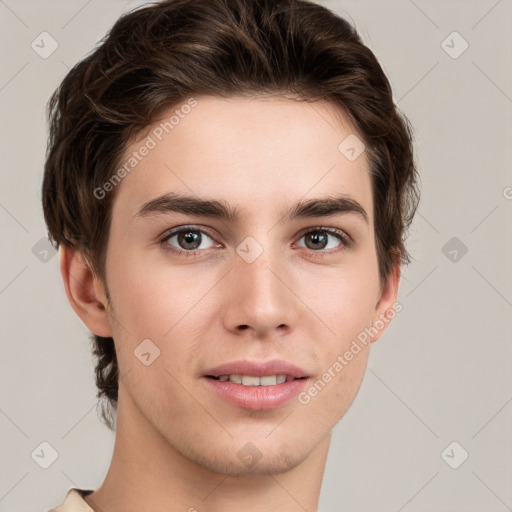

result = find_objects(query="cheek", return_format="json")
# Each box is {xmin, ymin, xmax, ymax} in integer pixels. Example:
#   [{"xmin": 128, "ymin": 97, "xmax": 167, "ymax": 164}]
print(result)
[
  {"xmin": 300, "ymin": 265, "xmax": 377, "ymax": 400},
  {"xmin": 305, "ymin": 265, "xmax": 378, "ymax": 341},
  {"xmin": 106, "ymin": 252, "xmax": 219, "ymax": 346}
]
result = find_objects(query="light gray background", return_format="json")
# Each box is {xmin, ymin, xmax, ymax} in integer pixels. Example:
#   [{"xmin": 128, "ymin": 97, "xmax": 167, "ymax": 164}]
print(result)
[{"xmin": 1, "ymin": 0, "xmax": 511, "ymax": 511}]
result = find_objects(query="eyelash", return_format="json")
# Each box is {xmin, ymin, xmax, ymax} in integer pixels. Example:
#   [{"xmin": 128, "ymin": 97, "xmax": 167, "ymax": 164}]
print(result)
[{"xmin": 159, "ymin": 225, "xmax": 354, "ymax": 259}]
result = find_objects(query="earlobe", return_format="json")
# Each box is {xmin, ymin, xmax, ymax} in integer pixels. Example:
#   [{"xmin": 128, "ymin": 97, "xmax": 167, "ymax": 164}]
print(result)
[
  {"xmin": 370, "ymin": 261, "xmax": 401, "ymax": 344},
  {"xmin": 59, "ymin": 245, "xmax": 113, "ymax": 338}
]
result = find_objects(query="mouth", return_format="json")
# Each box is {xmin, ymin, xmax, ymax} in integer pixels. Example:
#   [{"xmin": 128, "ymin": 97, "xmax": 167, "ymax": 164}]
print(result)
[
  {"xmin": 202, "ymin": 360, "xmax": 310, "ymax": 410},
  {"xmin": 206, "ymin": 374, "xmax": 307, "ymax": 386}
]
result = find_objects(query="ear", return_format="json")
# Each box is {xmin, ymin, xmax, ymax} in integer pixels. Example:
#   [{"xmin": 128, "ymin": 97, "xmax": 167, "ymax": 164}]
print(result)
[
  {"xmin": 369, "ymin": 259, "xmax": 401, "ymax": 344},
  {"xmin": 59, "ymin": 245, "xmax": 113, "ymax": 338}
]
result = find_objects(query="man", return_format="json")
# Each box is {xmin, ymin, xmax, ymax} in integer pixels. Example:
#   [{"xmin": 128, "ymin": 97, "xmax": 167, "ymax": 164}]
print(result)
[{"xmin": 44, "ymin": 0, "xmax": 419, "ymax": 510}]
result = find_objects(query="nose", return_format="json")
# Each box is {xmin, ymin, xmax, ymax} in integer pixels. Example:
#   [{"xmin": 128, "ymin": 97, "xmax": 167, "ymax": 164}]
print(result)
[{"xmin": 222, "ymin": 249, "xmax": 297, "ymax": 338}]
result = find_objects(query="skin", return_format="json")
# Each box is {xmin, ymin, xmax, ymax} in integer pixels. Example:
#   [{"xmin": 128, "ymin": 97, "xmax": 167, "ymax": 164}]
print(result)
[{"xmin": 61, "ymin": 95, "xmax": 400, "ymax": 512}]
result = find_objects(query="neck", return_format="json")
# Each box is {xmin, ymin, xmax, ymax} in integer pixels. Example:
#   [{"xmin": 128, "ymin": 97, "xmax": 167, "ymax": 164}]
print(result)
[{"xmin": 85, "ymin": 386, "xmax": 330, "ymax": 512}]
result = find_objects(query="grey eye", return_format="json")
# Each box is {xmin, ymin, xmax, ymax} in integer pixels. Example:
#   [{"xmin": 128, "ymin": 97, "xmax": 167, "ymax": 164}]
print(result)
[
  {"xmin": 165, "ymin": 229, "xmax": 215, "ymax": 251},
  {"xmin": 297, "ymin": 230, "xmax": 342, "ymax": 251}
]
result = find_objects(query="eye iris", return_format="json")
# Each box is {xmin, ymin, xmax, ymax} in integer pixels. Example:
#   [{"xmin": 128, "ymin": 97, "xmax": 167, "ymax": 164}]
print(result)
[
  {"xmin": 305, "ymin": 231, "xmax": 328, "ymax": 250},
  {"xmin": 178, "ymin": 230, "xmax": 201, "ymax": 250}
]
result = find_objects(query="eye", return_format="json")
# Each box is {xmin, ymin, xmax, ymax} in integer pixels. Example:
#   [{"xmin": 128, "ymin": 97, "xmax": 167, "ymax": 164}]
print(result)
[
  {"xmin": 161, "ymin": 226, "xmax": 219, "ymax": 255},
  {"xmin": 295, "ymin": 228, "xmax": 352, "ymax": 253}
]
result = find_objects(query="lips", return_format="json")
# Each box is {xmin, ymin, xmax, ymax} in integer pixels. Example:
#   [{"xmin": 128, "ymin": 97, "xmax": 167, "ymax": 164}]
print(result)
[{"xmin": 202, "ymin": 359, "xmax": 310, "ymax": 410}]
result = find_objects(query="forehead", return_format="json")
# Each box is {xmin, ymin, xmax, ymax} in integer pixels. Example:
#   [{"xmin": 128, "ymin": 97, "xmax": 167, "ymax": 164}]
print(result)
[{"xmin": 112, "ymin": 95, "xmax": 374, "ymax": 225}]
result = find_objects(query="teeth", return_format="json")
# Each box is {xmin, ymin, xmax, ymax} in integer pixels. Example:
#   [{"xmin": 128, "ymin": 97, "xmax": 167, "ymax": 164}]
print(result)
[
  {"xmin": 260, "ymin": 375, "xmax": 277, "ymax": 386},
  {"xmin": 215, "ymin": 374, "xmax": 290, "ymax": 386}
]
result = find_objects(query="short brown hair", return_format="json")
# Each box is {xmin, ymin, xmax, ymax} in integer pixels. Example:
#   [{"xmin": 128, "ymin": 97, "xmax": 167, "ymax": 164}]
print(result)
[{"xmin": 42, "ymin": 0, "xmax": 420, "ymax": 430}]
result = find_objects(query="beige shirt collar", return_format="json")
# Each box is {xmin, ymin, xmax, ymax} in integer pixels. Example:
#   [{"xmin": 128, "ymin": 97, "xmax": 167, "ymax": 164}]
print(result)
[{"xmin": 49, "ymin": 488, "xmax": 95, "ymax": 512}]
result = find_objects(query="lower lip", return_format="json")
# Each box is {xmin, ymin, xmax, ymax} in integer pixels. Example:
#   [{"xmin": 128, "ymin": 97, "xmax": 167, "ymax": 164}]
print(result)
[{"xmin": 203, "ymin": 377, "xmax": 309, "ymax": 411}]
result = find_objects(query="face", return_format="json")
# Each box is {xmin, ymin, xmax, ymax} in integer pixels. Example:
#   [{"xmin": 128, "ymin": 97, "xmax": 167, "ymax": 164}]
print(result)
[{"xmin": 99, "ymin": 95, "xmax": 398, "ymax": 476}]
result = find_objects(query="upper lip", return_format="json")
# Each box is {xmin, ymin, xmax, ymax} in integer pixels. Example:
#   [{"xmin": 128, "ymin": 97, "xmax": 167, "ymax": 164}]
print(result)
[{"xmin": 204, "ymin": 359, "xmax": 309, "ymax": 378}]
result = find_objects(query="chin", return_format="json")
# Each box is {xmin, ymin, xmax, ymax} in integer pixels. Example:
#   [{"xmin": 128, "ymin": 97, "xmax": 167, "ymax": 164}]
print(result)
[
  {"xmin": 173, "ymin": 432, "xmax": 315, "ymax": 478},
  {"xmin": 195, "ymin": 448, "xmax": 309, "ymax": 478}
]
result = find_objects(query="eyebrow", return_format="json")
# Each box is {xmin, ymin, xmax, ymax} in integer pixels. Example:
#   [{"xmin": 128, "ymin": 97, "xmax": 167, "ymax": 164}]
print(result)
[{"xmin": 134, "ymin": 192, "xmax": 369, "ymax": 225}]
